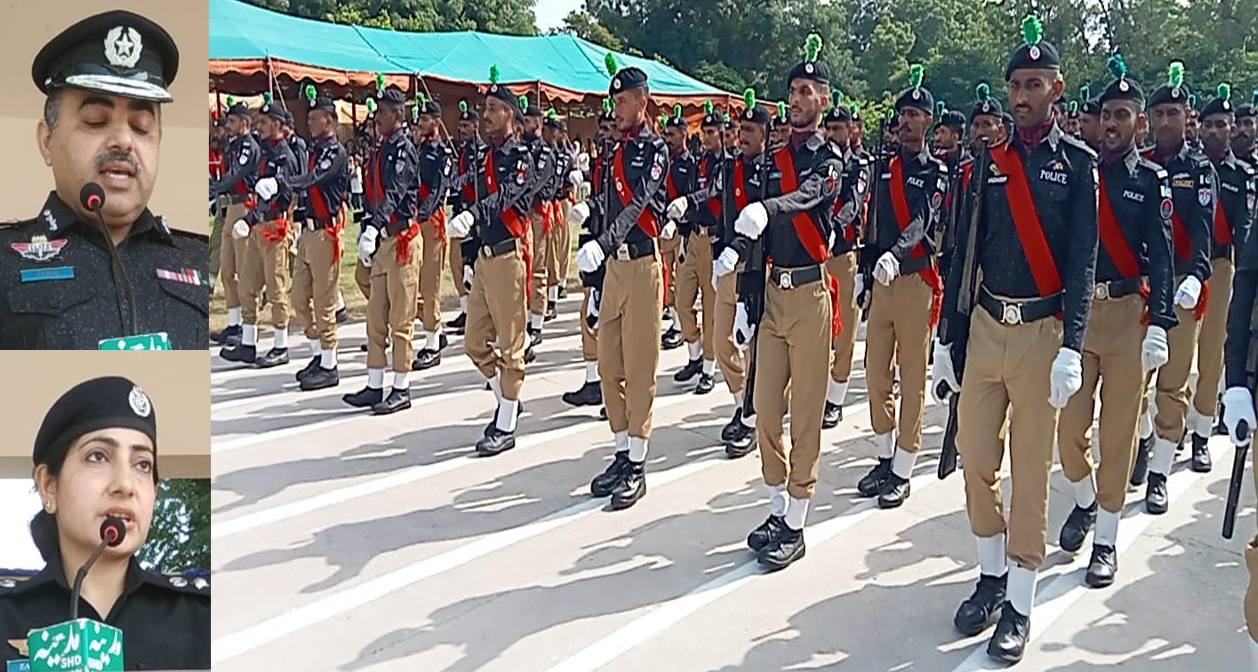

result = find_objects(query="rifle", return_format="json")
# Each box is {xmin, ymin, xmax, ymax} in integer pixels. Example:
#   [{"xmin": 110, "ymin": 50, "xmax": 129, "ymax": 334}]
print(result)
[
  {"xmin": 1222, "ymin": 294, "xmax": 1258, "ymax": 537},
  {"xmin": 738, "ymin": 149, "xmax": 770, "ymax": 422},
  {"xmin": 856, "ymin": 113, "xmax": 892, "ymax": 319},
  {"xmin": 459, "ymin": 132, "xmax": 484, "ymax": 284},
  {"xmin": 937, "ymin": 137, "xmax": 992, "ymax": 479}
]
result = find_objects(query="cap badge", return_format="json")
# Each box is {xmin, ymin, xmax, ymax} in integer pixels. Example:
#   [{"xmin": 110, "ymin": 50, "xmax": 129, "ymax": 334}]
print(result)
[
  {"xmin": 982, "ymin": 103, "xmax": 990, "ymax": 112},
  {"xmin": 1119, "ymin": 81, "xmax": 1129, "ymax": 92},
  {"xmin": 804, "ymin": 63, "xmax": 815, "ymax": 74},
  {"xmin": 912, "ymin": 90, "xmax": 920, "ymax": 100},
  {"xmin": 129, "ymin": 385, "xmax": 151, "ymax": 418},
  {"xmin": 104, "ymin": 26, "xmax": 142, "ymax": 69},
  {"xmin": 613, "ymin": 77, "xmax": 622, "ymax": 90},
  {"xmin": 1029, "ymin": 45, "xmax": 1041, "ymax": 60}
]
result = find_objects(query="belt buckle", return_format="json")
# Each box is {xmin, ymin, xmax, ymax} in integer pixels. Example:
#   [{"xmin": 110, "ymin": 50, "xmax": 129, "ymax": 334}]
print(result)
[
  {"xmin": 1001, "ymin": 302, "xmax": 1022, "ymax": 325},
  {"xmin": 778, "ymin": 270, "xmax": 793, "ymax": 289},
  {"xmin": 616, "ymin": 244, "xmax": 631, "ymax": 261},
  {"xmin": 1094, "ymin": 283, "xmax": 1110, "ymax": 300}
]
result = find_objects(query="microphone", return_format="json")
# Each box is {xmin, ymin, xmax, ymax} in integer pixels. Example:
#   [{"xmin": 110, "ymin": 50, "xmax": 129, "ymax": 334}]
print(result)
[
  {"xmin": 80, "ymin": 183, "xmax": 138, "ymax": 336},
  {"xmin": 69, "ymin": 516, "xmax": 126, "ymax": 621}
]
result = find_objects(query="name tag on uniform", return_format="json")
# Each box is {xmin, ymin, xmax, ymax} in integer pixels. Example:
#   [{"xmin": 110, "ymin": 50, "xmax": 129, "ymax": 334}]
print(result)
[
  {"xmin": 99, "ymin": 332, "xmax": 171, "ymax": 350},
  {"xmin": 19, "ymin": 267, "xmax": 73, "ymax": 282},
  {"xmin": 7, "ymin": 659, "xmax": 31, "ymax": 672}
]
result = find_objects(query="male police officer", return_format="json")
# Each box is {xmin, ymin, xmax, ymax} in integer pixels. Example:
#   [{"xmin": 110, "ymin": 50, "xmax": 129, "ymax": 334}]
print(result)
[
  {"xmin": 210, "ymin": 101, "xmax": 260, "ymax": 346},
  {"xmin": 411, "ymin": 95, "xmax": 453, "ymax": 370}
]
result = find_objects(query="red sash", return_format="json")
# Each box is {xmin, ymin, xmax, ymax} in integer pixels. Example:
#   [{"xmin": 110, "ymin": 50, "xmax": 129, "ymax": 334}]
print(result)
[
  {"xmin": 666, "ymin": 164, "xmax": 679, "ymax": 201},
  {"xmin": 611, "ymin": 144, "xmax": 660, "ymax": 236},
  {"xmin": 1215, "ymin": 200, "xmax": 1233, "ymax": 245},
  {"xmin": 419, "ymin": 182, "xmax": 446, "ymax": 240},
  {"xmin": 988, "ymin": 143, "xmax": 1063, "ymax": 296},
  {"xmin": 774, "ymin": 144, "xmax": 840, "ymax": 336},
  {"xmin": 259, "ymin": 218, "xmax": 290, "ymax": 244},
  {"xmin": 889, "ymin": 156, "xmax": 942, "ymax": 326},
  {"xmin": 732, "ymin": 158, "xmax": 750, "ymax": 211},
  {"xmin": 459, "ymin": 150, "xmax": 476, "ymax": 202},
  {"xmin": 701, "ymin": 155, "xmax": 722, "ymax": 220},
  {"xmin": 1096, "ymin": 171, "xmax": 1142, "ymax": 277}
]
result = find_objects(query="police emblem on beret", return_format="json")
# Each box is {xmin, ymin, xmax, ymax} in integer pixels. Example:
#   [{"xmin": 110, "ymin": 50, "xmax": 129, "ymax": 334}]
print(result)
[
  {"xmin": 1160, "ymin": 198, "xmax": 1174, "ymax": 220},
  {"xmin": 912, "ymin": 90, "xmax": 920, "ymax": 100},
  {"xmin": 129, "ymin": 385, "xmax": 151, "ymax": 417},
  {"xmin": 1119, "ymin": 81, "xmax": 1129, "ymax": 92},
  {"xmin": 1029, "ymin": 45, "xmax": 1041, "ymax": 60},
  {"xmin": 104, "ymin": 26, "xmax": 142, "ymax": 69},
  {"xmin": 613, "ymin": 78, "xmax": 622, "ymax": 90},
  {"xmin": 805, "ymin": 63, "xmax": 814, "ymax": 74}
]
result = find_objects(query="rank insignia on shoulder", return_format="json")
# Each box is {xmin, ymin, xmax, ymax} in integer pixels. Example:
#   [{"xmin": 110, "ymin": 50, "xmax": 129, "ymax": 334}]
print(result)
[
  {"xmin": 10, "ymin": 236, "xmax": 66, "ymax": 262},
  {"xmin": 156, "ymin": 267, "xmax": 206, "ymax": 286},
  {"xmin": 7, "ymin": 637, "xmax": 29, "ymax": 657}
]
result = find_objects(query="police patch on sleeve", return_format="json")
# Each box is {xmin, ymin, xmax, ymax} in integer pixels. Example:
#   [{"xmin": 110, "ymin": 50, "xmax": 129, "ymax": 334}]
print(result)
[
  {"xmin": 319, "ymin": 158, "xmax": 332, "ymax": 171},
  {"xmin": 1198, "ymin": 187, "xmax": 1212, "ymax": 207},
  {"xmin": 1160, "ymin": 198, "xmax": 1174, "ymax": 220},
  {"xmin": 515, "ymin": 158, "xmax": 528, "ymax": 186},
  {"xmin": 931, "ymin": 191, "xmax": 943, "ymax": 209},
  {"xmin": 650, "ymin": 152, "xmax": 664, "ymax": 181}
]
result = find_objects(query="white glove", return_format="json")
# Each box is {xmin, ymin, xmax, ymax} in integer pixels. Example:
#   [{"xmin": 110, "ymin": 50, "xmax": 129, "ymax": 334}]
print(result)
[
  {"xmin": 231, "ymin": 219, "xmax": 250, "ymax": 240},
  {"xmin": 569, "ymin": 169, "xmax": 583, "ymax": 186},
  {"xmin": 586, "ymin": 288, "xmax": 601, "ymax": 329},
  {"xmin": 358, "ymin": 226, "xmax": 379, "ymax": 267},
  {"xmin": 873, "ymin": 252, "xmax": 900, "ymax": 286},
  {"xmin": 661, "ymin": 221, "xmax": 677, "ymax": 240},
  {"xmin": 576, "ymin": 240, "xmax": 606, "ymax": 273},
  {"xmin": 255, "ymin": 176, "xmax": 278, "ymax": 201},
  {"xmin": 931, "ymin": 340, "xmax": 959, "ymax": 401},
  {"xmin": 852, "ymin": 274, "xmax": 865, "ymax": 309},
  {"xmin": 569, "ymin": 201, "xmax": 590, "ymax": 226},
  {"xmin": 1223, "ymin": 386, "xmax": 1256, "ymax": 447},
  {"xmin": 714, "ymin": 247, "xmax": 739, "ymax": 278},
  {"xmin": 1048, "ymin": 347, "xmax": 1084, "ymax": 409},
  {"xmin": 1140, "ymin": 325, "xmax": 1169, "ymax": 372},
  {"xmin": 733, "ymin": 302, "xmax": 755, "ymax": 347},
  {"xmin": 448, "ymin": 211, "xmax": 474, "ymax": 239},
  {"xmin": 734, "ymin": 202, "xmax": 769, "ymax": 239},
  {"xmin": 463, "ymin": 264, "xmax": 474, "ymax": 291},
  {"xmin": 667, "ymin": 197, "xmax": 689, "ymax": 221},
  {"xmin": 1175, "ymin": 275, "xmax": 1202, "ymax": 310}
]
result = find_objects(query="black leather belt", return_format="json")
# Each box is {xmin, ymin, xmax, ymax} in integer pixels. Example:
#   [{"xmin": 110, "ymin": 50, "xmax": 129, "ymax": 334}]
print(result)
[
  {"xmin": 481, "ymin": 237, "xmax": 518, "ymax": 258},
  {"xmin": 1092, "ymin": 276, "xmax": 1143, "ymax": 300},
  {"xmin": 1213, "ymin": 245, "xmax": 1233, "ymax": 260},
  {"xmin": 302, "ymin": 217, "xmax": 337, "ymax": 230},
  {"xmin": 228, "ymin": 195, "xmax": 249, "ymax": 204},
  {"xmin": 610, "ymin": 238, "xmax": 656, "ymax": 261},
  {"xmin": 769, "ymin": 264, "xmax": 824, "ymax": 289},
  {"xmin": 978, "ymin": 286, "xmax": 1062, "ymax": 325},
  {"xmin": 900, "ymin": 255, "xmax": 933, "ymax": 275}
]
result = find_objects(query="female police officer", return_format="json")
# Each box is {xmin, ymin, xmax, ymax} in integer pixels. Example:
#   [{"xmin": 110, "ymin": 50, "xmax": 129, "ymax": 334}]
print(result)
[{"xmin": 0, "ymin": 376, "xmax": 210, "ymax": 669}]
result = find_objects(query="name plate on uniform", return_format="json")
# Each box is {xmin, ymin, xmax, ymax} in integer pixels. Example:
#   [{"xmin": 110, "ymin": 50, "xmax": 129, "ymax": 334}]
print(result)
[
  {"xmin": 8, "ymin": 660, "xmax": 31, "ymax": 672},
  {"xmin": 98, "ymin": 333, "xmax": 170, "ymax": 351},
  {"xmin": 26, "ymin": 619, "xmax": 123, "ymax": 672}
]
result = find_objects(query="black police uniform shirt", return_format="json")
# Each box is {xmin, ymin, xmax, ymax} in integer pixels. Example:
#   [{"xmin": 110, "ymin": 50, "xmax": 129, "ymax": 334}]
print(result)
[
  {"xmin": 415, "ymin": 135, "xmax": 453, "ymax": 223},
  {"xmin": 524, "ymin": 134, "xmax": 557, "ymax": 212},
  {"xmin": 1226, "ymin": 174, "xmax": 1258, "ymax": 388},
  {"xmin": 870, "ymin": 146, "xmax": 947, "ymax": 272},
  {"xmin": 364, "ymin": 128, "xmax": 419, "ymax": 236},
  {"xmin": 592, "ymin": 124, "xmax": 669, "ymax": 253},
  {"xmin": 209, "ymin": 132, "xmax": 261, "ymax": 200},
  {"xmin": 286, "ymin": 132, "xmax": 310, "ymax": 221},
  {"xmin": 0, "ymin": 553, "xmax": 209, "ymax": 670},
  {"xmin": 1210, "ymin": 151, "xmax": 1256, "ymax": 257},
  {"xmin": 243, "ymin": 138, "xmax": 297, "ymax": 226},
  {"xmin": 0, "ymin": 193, "xmax": 208, "ymax": 349},
  {"xmin": 752, "ymin": 130, "xmax": 843, "ymax": 268},
  {"xmin": 686, "ymin": 148, "xmax": 731, "ymax": 234},
  {"xmin": 542, "ymin": 140, "xmax": 569, "ymax": 203},
  {"xmin": 554, "ymin": 143, "xmax": 576, "ymax": 202},
  {"xmin": 943, "ymin": 123, "xmax": 1098, "ymax": 353},
  {"xmin": 710, "ymin": 151, "xmax": 770, "ymax": 256},
  {"xmin": 451, "ymin": 137, "xmax": 487, "ymax": 213},
  {"xmin": 1141, "ymin": 143, "xmax": 1215, "ymax": 281},
  {"xmin": 831, "ymin": 146, "xmax": 871, "ymax": 256},
  {"xmin": 285, "ymin": 134, "xmax": 349, "ymax": 224},
  {"xmin": 468, "ymin": 134, "xmax": 533, "ymax": 249},
  {"xmin": 1096, "ymin": 147, "xmax": 1178, "ymax": 330},
  {"xmin": 662, "ymin": 149, "xmax": 697, "ymax": 236}
]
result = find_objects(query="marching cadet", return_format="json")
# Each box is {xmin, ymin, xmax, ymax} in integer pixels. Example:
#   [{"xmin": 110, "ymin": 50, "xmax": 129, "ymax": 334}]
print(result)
[
  {"xmin": 659, "ymin": 105, "xmax": 693, "ymax": 351},
  {"xmin": 1136, "ymin": 59, "xmax": 1217, "ymax": 505},
  {"xmin": 934, "ymin": 15, "xmax": 1098, "ymax": 662},
  {"xmin": 574, "ymin": 59, "xmax": 669, "ymax": 509},
  {"xmin": 558, "ymin": 120, "xmax": 581, "ymax": 294},
  {"xmin": 1235, "ymin": 94, "xmax": 1258, "ymax": 166},
  {"xmin": 543, "ymin": 112, "xmax": 575, "ymax": 321},
  {"xmin": 411, "ymin": 94, "xmax": 453, "ymax": 371},
  {"xmin": 342, "ymin": 87, "xmax": 421, "ymax": 415},
  {"xmin": 1054, "ymin": 64, "xmax": 1175, "ymax": 589},
  {"xmin": 1186, "ymin": 97, "xmax": 1203, "ymax": 151},
  {"xmin": 220, "ymin": 99, "xmax": 297, "ymax": 367},
  {"xmin": 266, "ymin": 87, "xmax": 349, "ymax": 391},
  {"xmin": 934, "ymin": 103, "xmax": 969, "ymax": 165},
  {"xmin": 668, "ymin": 102, "xmax": 726, "ymax": 394},
  {"xmin": 523, "ymin": 101, "xmax": 557, "ymax": 351},
  {"xmin": 723, "ymin": 114, "xmax": 740, "ymax": 154},
  {"xmin": 821, "ymin": 94, "xmax": 871, "ymax": 428},
  {"xmin": 445, "ymin": 101, "xmax": 484, "ymax": 335},
  {"xmin": 967, "ymin": 86, "xmax": 1005, "ymax": 154},
  {"xmin": 446, "ymin": 67, "xmax": 534, "ymax": 455},
  {"xmin": 720, "ymin": 34, "xmax": 843, "ymax": 570},
  {"xmin": 1077, "ymin": 86, "xmax": 1102, "ymax": 150},
  {"xmin": 210, "ymin": 100, "xmax": 261, "ymax": 347},
  {"xmin": 857, "ymin": 66, "xmax": 947, "ymax": 508}
]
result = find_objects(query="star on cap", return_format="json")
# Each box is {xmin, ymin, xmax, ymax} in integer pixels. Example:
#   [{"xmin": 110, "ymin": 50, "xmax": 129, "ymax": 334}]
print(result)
[{"xmin": 31, "ymin": 10, "xmax": 179, "ymax": 103}]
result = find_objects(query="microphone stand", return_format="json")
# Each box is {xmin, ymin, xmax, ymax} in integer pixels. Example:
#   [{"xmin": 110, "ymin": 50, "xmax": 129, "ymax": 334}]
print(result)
[
  {"xmin": 70, "ymin": 520, "xmax": 123, "ymax": 621},
  {"xmin": 85, "ymin": 191, "xmax": 138, "ymax": 336}
]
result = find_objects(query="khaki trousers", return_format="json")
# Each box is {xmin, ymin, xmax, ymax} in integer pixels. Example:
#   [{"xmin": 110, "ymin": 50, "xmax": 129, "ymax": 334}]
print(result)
[
  {"xmin": 711, "ymin": 264, "xmax": 747, "ymax": 393},
  {"xmin": 220, "ymin": 202, "xmax": 249, "ymax": 309},
  {"xmin": 355, "ymin": 256, "xmax": 372, "ymax": 300},
  {"xmin": 450, "ymin": 235, "xmax": 468, "ymax": 298},
  {"xmin": 418, "ymin": 216, "xmax": 446, "ymax": 332},
  {"xmin": 676, "ymin": 231, "xmax": 715, "ymax": 357},
  {"xmin": 958, "ymin": 309, "xmax": 1063, "ymax": 569},
  {"xmin": 661, "ymin": 234, "xmax": 681, "ymax": 308},
  {"xmin": 1153, "ymin": 299, "xmax": 1202, "ymax": 442},
  {"xmin": 209, "ymin": 197, "xmax": 227, "ymax": 285},
  {"xmin": 291, "ymin": 226, "xmax": 341, "ymax": 350},
  {"xmin": 240, "ymin": 220, "xmax": 291, "ymax": 328},
  {"xmin": 366, "ymin": 236, "xmax": 420, "ymax": 373},
  {"xmin": 557, "ymin": 200, "xmax": 573, "ymax": 283},
  {"xmin": 547, "ymin": 202, "xmax": 566, "ymax": 287},
  {"xmin": 529, "ymin": 213, "xmax": 550, "ymax": 315},
  {"xmin": 826, "ymin": 251, "xmax": 859, "ymax": 384},
  {"xmin": 465, "ymin": 242, "xmax": 529, "ymax": 400},
  {"xmin": 1195, "ymin": 257, "xmax": 1234, "ymax": 418},
  {"xmin": 755, "ymin": 277, "xmax": 832, "ymax": 500},
  {"xmin": 865, "ymin": 272, "xmax": 935, "ymax": 452},
  {"xmin": 599, "ymin": 253, "xmax": 663, "ymax": 438},
  {"xmin": 1057, "ymin": 294, "xmax": 1147, "ymax": 514},
  {"xmin": 580, "ymin": 287, "xmax": 599, "ymax": 362}
]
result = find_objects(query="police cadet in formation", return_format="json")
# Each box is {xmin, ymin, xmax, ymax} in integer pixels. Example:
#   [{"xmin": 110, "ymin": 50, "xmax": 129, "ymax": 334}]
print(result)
[
  {"xmin": 933, "ymin": 15, "xmax": 1098, "ymax": 663},
  {"xmin": 1235, "ymin": 94, "xmax": 1258, "ymax": 167},
  {"xmin": 770, "ymin": 102, "xmax": 790, "ymax": 148},
  {"xmin": 445, "ymin": 100, "xmax": 485, "ymax": 335},
  {"xmin": 1054, "ymin": 64, "xmax": 1175, "ymax": 589},
  {"xmin": 859, "ymin": 66, "xmax": 947, "ymax": 507},
  {"xmin": 1133, "ymin": 57, "xmax": 1217, "ymax": 505},
  {"xmin": 1077, "ymin": 86, "xmax": 1102, "ymax": 150},
  {"xmin": 267, "ymin": 87, "xmax": 349, "ymax": 391},
  {"xmin": 720, "ymin": 33, "xmax": 842, "ymax": 570},
  {"xmin": 210, "ymin": 100, "xmax": 259, "ymax": 347},
  {"xmin": 668, "ymin": 101, "xmax": 726, "ymax": 395},
  {"xmin": 446, "ymin": 66, "xmax": 534, "ymax": 456},
  {"xmin": 658, "ymin": 104, "xmax": 693, "ymax": 352},
  {"xmin": 821, "ymin": 93, "xmax": 871, "ymax": 427},
  {"xmin": 411, "ymin": 93, "xmax": 453, "ymax": 371},
  {"xmin": 220, "ymin": 97, "xmax": 296, "ymax": 367},
  {"xmin": 522, "ymin": 100, "xmax": 558, "ymax": 354},
  {"xmin": 1186, "ymin": 97, "xmax": 1203, "ymax": 152},
  {"xmin": 574, "ymin": 59, "xmax": 669, "ymax": 510},
  {"xmin": 343, "ymin": 86, "xmax": 421, "ymax": 415},
  {"xmin": 543, "ymin": 111, "xmax": 578, "ymax": 321}
]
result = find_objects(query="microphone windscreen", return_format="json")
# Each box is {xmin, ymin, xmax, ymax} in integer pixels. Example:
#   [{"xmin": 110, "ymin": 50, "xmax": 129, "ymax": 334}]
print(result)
[
  {"xmin": 100, "ymin": 516, "xmax": 127, "ymax": 547},
  {"xmin": 80, "ymin": 183, "xmax": 106, "ymax": 212}
]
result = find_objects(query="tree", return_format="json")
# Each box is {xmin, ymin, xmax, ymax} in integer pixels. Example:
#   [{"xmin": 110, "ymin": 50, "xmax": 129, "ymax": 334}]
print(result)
[
  {"xmin": 137, "ymin": 479, "xmax": 209, "ymax": 574},
  {"xmin": 554, "ymin": 9, "xmax": 624, "ymax": 50},
  {"xmin": 239, "ymin": 0, "xmax": 538, "ymax": 34}
]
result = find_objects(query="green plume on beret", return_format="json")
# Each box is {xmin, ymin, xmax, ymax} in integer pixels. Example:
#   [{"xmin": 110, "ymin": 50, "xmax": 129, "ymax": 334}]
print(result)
[
  {"xmin": 976, "ymin": 82, "xmax": 990, "ymax": 101},
  {"xmin": 412, "ymin": 105, "xmax": 420, "ymax": 122},
  {"xmin": 744, "ymin": 87, "xmax": 756, "ymax": 110},
  {"xmin": 459, "ymin": 99, "xmax": 468, "ymax": 112},
  {"xmin": 704, "ymin": 100, "xmax": 713, "ymax": 114},
  {"xmin": 673, "ymin": 103, "xmax": 683, "ymax": 118},
  {"xmin": 1021, "ymin": 14, "xmax": 1043, "ymax": 46},
  {"xmin": 1189, "ymin": 93, "xmax": 1197, "ymax": 107},
  {"xmin": 366, "ymin": 98, "xmax": 376, "ymax": 113},
  {"xmin": 605, "ymin": 52, "xmax": 619, "ymax": 77},
  {"xmin": 263, "ymin": 91, "xmax": 272, "ymax": 104},
  {"xmin": 804, "ymin": 33, "xmax": 822, "ymax": 62},
  {"xmin": 518, "ymin": 95, "xmax": 529, "ymax": 110},
  {"xmin": 489, "ymin": 65, "xmax": 499, "ymax": 85},
  {"xmin": 226, "ymin": 95, "xmax": 235, "ymax": 106},
  {"xmin": 885, "ymin": 107, "xmax": 895, "ymax": 120},
  {"xmin": 416, "ymin": 92, "xmax": 428, "ymax": 107},
  {"xmin": 1107, "ymin": 52, "xmax": 1128, "ymax": 79},
  {"xmin": 935, "ymin": 100, "xmax": 945, "ymax": 116},
  {"xmin": 1079, "ymin": 85, "xmax": 1090, "ymax": 101},
  {"xmin": 375, "ymin": 73, "xmax": 385, "ymax": 91},
  {"xmin": 850, "ymin": 102, "xmax": 859, "ymax": 116},
  {"xmin": 304, "ymin": 84, "xmax": 316, "ymax": 101},
  {"xmin": 777, "ymin": 101, "xmax": 787, "ymax": 116},
  {"xmin": 909, "ymin": 64, "xmax": 924, "ymax": 88},
  {"xmin": 1168, "ymin": 61, "xmax": 1184, "ymax": 88},
  {"xmin": 1219, "ymin": 83, "xmax": 1231, "ymax": 101},
  {"xmin": 546, "ymin": 108, "xmax": 557, "ymax": 119},
  {"xmin": 1068, "ymin": 100, "xmax": 1078, "ymax": 113},
  {"xmin": 832, "ymin": 91, "xmax": 843, "ymax": 108}
]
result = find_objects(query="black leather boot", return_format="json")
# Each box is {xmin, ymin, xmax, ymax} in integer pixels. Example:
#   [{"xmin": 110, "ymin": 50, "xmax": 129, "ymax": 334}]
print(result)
[
  {"xmin": 1058, "ymin": 502, "xmax": 1097, "ymax": 553},
  {"xmin": 609, "ymin": 461, "xmax": 646, "ymax": 509},
  {"xmin": 954, "ymin": 573, "xmax": 1006, "ymax": 636},
  {"xmin": 591, "ymin": 451, "xmax": 631, "ymax": 497},
  {"xmin": 857, "ymin": 458, "xmax": 892, "ymax": 498},
  {"xmin": 986, "ymin": 602, "xmax": 1030, "ymax": 664},
  {"xmin": 757, "ymin": 525, "xmax": 805, "ymax": 570},
  {"xmin": 746, "ymin": 514, "xmax": 786, "ymax": 552}
]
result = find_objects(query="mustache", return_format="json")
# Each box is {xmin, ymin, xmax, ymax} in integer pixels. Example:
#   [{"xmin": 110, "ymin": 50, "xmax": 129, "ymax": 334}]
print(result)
[{"xmin": 95, "ymin": 151, "xmax": 140, "ymax": 175}]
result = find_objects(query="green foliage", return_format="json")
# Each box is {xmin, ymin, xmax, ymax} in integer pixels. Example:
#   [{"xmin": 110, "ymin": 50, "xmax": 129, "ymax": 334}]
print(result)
[
  {"xmin": 136, "ymin": 479, "xmax": 209, "ymax": 574},
  {"xmin": 242, "ymin": 0, "xmax": 538, "ymax": 35}
]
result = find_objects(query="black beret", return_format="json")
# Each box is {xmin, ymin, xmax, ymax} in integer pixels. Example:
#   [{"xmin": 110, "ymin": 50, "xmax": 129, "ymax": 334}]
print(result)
[
  {"xmin": 458, "ymin": 102, "xmax": 479, "ymax": 121},
  {"xmin": 939, "ymin": 110, "xmax": 967, "ymax": 132},
  {"xmin": 609, "ymin": 67, "xmax": 648, "ymax": 96},
  {"xmin": 1148, "ymin": 83, "xmax": 1191, "ymax": 108},
  {"xmin": 417, "ymin": 99, "xmax": 441, "ymax": 117},
  {"xmin": 1201, "ymin": 86, "xmax": 1236, "ymax": 119},
  {"xmin": 786, "ymin": 59, "xmax": 830, "ymax": 88},
  {"xmin": 557, "ymin": 120, "xmax": 568, "ymax": 131},
  {"xmin": 1234, "ymin": 92, "xmax": 1258, "ymax": 119},
  {"xmin": 1080, "ymin": 98, "xmax": 1101, "ymax": 116},
  {"xmin": 970, "ymin": 98, "xmax": 1003, "ymax": 121},
  {"xmin": 1005, "ymin": 16, "xmax": 1060, "ymax": 80},
  {"xmin": 524, "ymin": 103, "xmax": 543, "ymax": 118},
  {"xmin": 309, "ymin": 94, "xmax": 337, "ymax": 117},
  {"xmin": 599, "ymin": 107, "xmax": 616, "ymax": 123},
  {"xmin": 895, "ymin": 86, "xmax": 934, "ymax": 114},
  {"xmin": 376, "ymin": 88, "xmax": 408, "ymax": 108},
  {"xmin": 1100, "ymin": 77, "xmax": 1144, "ymax": 107},
  {"xmin": 226, "ymin": 102, "xmax": 251, "ymax": 120},
  {"xmin": 665, "ymin": 112, "xmax": 687, "ymax": 129},
  {"xmin": 213, "ymin": 114, "xmax": 227, "ymax": 128},
  {"xmin": 723, "ymin": 115, "xmax": 737, "ymax": 129},
  {"xmin": 259, "ymin": 101, "xmax": 287, "ymax": 122},
  {"xmin": 32, "ymin": 10, "xmax": 179, "ymax": 103},
  {"xmin": 543, "ymin": 115, "xmax": 562, "ymax": 129},
  {"xmin": 281, "ymin": 108, "xmax": 295, "ymax": 126},
  {"xmin": 741, "ymin": 104, "xmax": 771, "ymax": 126},
  {"xmin": 486, "ymin": 82, "xmax": 523, "ymax": 121},
  {"xmin": 824, "ymin": 101, "xmax": 851, "ymax": 124},
  {"xmin": 34, "ymin": 376, "xmax": 157, "ymax": 470},
  {"xmin": 701, "ymin": 109, "xmax": 723, "ymax": 127}
]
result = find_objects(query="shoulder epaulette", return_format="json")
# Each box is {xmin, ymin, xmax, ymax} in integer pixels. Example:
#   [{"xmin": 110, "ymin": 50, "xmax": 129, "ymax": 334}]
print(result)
[{"xmin": 1058, "ymin": 133, "xmax": 1097, "ymax": 158}]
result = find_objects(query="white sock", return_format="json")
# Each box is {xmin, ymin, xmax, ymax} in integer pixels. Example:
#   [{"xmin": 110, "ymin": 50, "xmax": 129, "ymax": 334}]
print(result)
[
  {"xmin": 459, "ymin": 295, "xmax": 468, "ymax": 313},
  {"xmin": 392, "ymin": 371, "xmax": 409, "ymax": 390},
  {"xmin": 827, "ymin": 378, "xmax": 848, "ymax": 406},
  {"xmin": 1007, "ymin": 564, "xmax": 1037, "ymax": 617},
  {"xmin": 702, "ymin": 359, "xmax": 715, "ymax": 376},
  {"xmin": 367, "ymin": 368, "xmax": 384, "ymax": 389},
  {"xmin": 496, "ymin": 398, "xmax": 519, "ymax": 433},
  {"xmin": 488, "ymin": 375, "xmax": 503, "ymax": 403},
  {"xmin": 530, "ymin": 313, "xmax": 544, "ymax": 331},
  {"xmin": 768, "ymin": 483, "xmax": 788, "ymax": 517},
  {"xmin": 321, "ymin": 348, "xmax": 337, "ymax": 369},
  {"xmin": 1249, "ymin": 635, "xmax": 1258, "ymax": 672},
  {"xmin": 1095, "ymin": 507, "xmax": 1120, "ymax": 547},
  {"xmin": 614, "ymin": 430, "xmax": 629, "ymax": 453},
  {"xmin": 784, "ymin": 496, "xmax": 810, "ymax": 530},
  {"xmin": 310, "ymin": 342, "xmax": 322, "ymax": 358},
  {"xmin": 586, "ymin": 361, "xmax": 600, "ymax": 384},
  {"xmin": 1150, "ymin": 436, "xmax": 1177, "ymax": 475},
  {"xmin": 273, "ymin": 329, "xmax": 288, "ymax": 349},
  {"xmin": 1195, "ymin": 411, "xmax": 1215, "ymax": 438},
  {"xmin": 1070, "ymin": 474, "xmax": 1097, "ymax": 509},
  {"xmin": 666, "ymin": 306, "xmax": 677, "ymax": 323},
  {"xmin": 548, "ymin": 285, "xmax": 559, "ymax": 302},
  {"xmin": 891, "ymin": 447, "xmax": 917, "ymax": 479},
  {"xmin": 977, "ymin": 533, "xmax": 1008, "ymax": 577},
  {"xmin": 242, "ymin": 324, "xmax": 257, "ymax": 347},
  {"xmin": 731, "ymin": 390, "xmax": 743, "ymax": 409},
  {"xmin": 335, "ymin": 292, "xmax": 346, "ymax": 312},
  {"xmin": 1139, "ymin": 406, "xmax": 1154, "ymax": 440},
  {"xmin": 227, "ymin": 307, "xmax": 242, "ymax": 326},
  {"xmin": 425, "ymin": 330, "xmax": 440, "ymax": 351},
  {"xmin": 741, "ymin": 409, "xmax": 756, "ymax": 428},
  {"xmin": 875, "ymin": 431, "xmax": 895, "ymax": 459},
  {"xmin": 628, "ymin": 436, "xmax": 648, "ymax": 462},
  {"xmin": 687, "ymin": 340, "xmax": 702, "ymax": 360}
]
